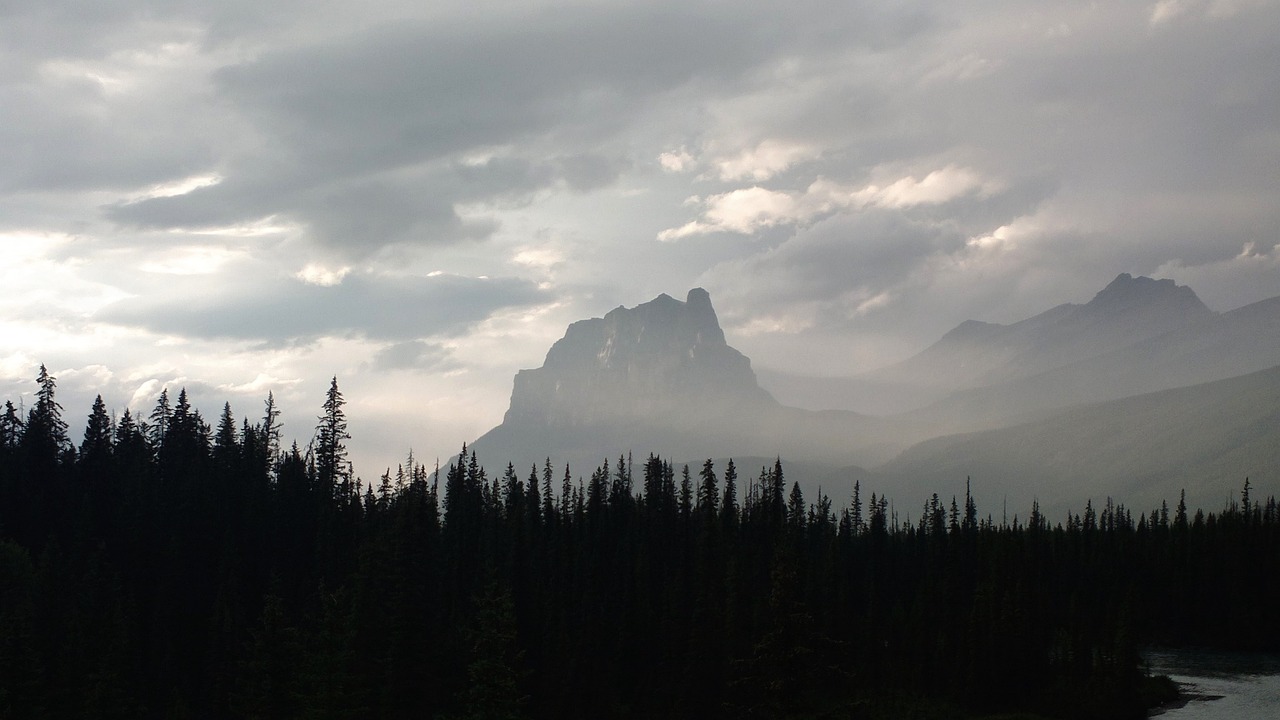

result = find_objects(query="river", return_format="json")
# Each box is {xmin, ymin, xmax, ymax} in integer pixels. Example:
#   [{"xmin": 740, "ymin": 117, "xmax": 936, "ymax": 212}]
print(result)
[{"xmin": 1145, "ymin": 649, "xmax": 1280, "ymax": 719}]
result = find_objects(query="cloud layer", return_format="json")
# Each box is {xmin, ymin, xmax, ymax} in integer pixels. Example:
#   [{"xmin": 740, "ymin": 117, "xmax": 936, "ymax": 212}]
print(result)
[{"xmin": 3, "ymin": 0, "xmax": 1279, "ymax": 472}]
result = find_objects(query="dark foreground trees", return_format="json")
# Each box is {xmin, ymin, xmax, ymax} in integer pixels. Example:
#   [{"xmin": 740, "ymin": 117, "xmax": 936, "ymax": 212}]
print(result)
[{"xmin": 0, "ymin": 369, "xmax": 1276, "ymax": 719}]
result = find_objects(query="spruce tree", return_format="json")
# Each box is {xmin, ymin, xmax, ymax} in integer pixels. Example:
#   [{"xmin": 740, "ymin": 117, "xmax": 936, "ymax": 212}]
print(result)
[
  {"xmin": 314, "ymin": 377, "xmax": 351, "ymax": 499},
  {"xmin": 720, "ymin": 459, "xmax": 738, "ymax": 530},
  {"xmin": 148, "ymin": 388, "xmax": 172, "ymax": 448},
  {"xmin": 261, "ymin": 391, "xmax": 282, "ymax": 478},
  {"xmin": 214, "ymin": 403, "xmax": 238, "ymax": 465},
  {"xmin": 697, "ymin": 459, "xmax": 718, "ymax": 522},
  {"xmin": 24, "ymin": 364, "xmax": 69, "ymax": 463},
  {"xmin": 80, "ymin": 394, "xmax": 114, "ymax": 465},
  {"xmin": 0, "ymin": 400, "xmax": 23, "ymax": 450},
  {"xmin": 851, "ymin": 480, "xmax": 863, "ymax": 535},
  {"xmin": 679, "ymin": 464, "xmax": 693, "ymax": 519},
  {"xmin": 541, "ymin": 458, "xmax": 554, "ymax": 526}
]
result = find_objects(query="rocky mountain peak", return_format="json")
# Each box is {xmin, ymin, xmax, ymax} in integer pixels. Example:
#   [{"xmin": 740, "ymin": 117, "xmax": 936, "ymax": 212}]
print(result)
[
  {"xmin": 503, "ymin": 289, "xmax": 772, "ymax": 425},
  {"xmin": 1083, "ymin": 273, "xmax": 1211, "ymax": 318}
]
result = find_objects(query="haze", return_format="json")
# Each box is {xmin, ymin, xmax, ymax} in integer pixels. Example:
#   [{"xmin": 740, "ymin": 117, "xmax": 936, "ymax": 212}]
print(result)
[{"xmin": 3, "ymin": 1, "xmax": 1278, "ymax": 475}]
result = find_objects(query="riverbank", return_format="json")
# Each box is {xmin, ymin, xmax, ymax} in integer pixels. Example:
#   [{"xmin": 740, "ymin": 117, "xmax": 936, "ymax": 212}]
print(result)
[
  {"xmin": 1148, "ymin": 681, "xmax": 1225, "ymax": 716},
  {"xmin": 1144, "ymin": 649, "xmax": 1280, "ymax": 719}
]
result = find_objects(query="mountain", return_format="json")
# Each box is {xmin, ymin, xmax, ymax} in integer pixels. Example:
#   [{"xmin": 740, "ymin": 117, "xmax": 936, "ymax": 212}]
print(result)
[
  {"xmin": 899, "ymin": 293, "xmax": 1280, "ymax": 437},
  {"xmin": 761, "ymin": 273, "xmax": 1217, "ymax": 415},
  {"xmin": 501, "ymin": 287, "xmax": 773, "ymax": 426},
  {"xmin": 879, "ymin": 362, "xmax": 1280, "ymax": 518},
  {"xmin": 470, "ymin": 289, "xmax": 881, "ymax": 475},
  {"xmin": 471, "ymin": 277, "xmax": 1280, "ymax": 515}
]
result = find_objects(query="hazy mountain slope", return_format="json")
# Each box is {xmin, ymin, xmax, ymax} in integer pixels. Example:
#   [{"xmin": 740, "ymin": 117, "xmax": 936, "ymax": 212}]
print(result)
[
  {"xmin": 879, "ymin": 363, "xmax": 1280, "ymax": 518},
  {"xmin": 471, "ymin": 281, "xmax": 1280, "ymax": 515},
  {"xmin": 889, "ymin": 293, "xmax": 1280, "ymax": 439},
  {"xmin": 470, "ymin": 289, "xmax": 884, "ymax": 476},
  {"xmin": 762, "ymin": 274, "xmax": 1216, "ymax": 415}
]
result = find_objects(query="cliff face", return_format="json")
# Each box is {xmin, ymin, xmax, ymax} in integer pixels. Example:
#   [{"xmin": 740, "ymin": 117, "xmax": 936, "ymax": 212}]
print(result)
[{"xmin": 503, "ymin": 288, "xmax": 774, "ymax": 426}]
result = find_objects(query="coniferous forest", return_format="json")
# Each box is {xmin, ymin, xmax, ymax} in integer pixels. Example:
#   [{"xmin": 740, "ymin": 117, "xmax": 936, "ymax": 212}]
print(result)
[{"xmin": 1, "ymin": 367, "xmax": 1278, "ymax": 719}]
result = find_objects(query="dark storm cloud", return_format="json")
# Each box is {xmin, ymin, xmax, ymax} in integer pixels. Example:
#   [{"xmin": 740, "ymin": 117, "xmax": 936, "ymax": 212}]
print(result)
[
  {"xmin": 99, "ymin": 5, "xmax": 775, "ymax": 253},
  {"xmin": 95, "ymin": 1, "xmax": 929, "ymax": 257},
  {"xmin": 213, "ymin": 9, "xmax": 753, "ymax": 165},
  {"xmin": 96, "ymin": 271, "xmax": 548, "ymax": 343}
]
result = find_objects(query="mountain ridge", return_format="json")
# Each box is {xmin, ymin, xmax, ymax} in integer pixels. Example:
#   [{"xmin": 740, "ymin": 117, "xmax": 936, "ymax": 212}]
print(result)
[
  {"xmin": 760, "ymin": 272, "xmax": 1219, "ymax": 415},
  {"xmin": 471, "ymin": 275, "xmax": 1280, "ymax": 512}
]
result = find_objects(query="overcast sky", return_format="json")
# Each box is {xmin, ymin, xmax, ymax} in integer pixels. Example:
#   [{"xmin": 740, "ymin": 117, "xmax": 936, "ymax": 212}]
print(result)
[{"xmin": 3, "ymin": 0, "xmax": 1278, "ymax": 476}]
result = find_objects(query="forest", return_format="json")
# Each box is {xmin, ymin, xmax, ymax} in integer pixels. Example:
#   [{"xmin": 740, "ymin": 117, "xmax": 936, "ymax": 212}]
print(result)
[{"xmin": 1, "ymin": 366, "xmax": 1278, "ymax": 719}]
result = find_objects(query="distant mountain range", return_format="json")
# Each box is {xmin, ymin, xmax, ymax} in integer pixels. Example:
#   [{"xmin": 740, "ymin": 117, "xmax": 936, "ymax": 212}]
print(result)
[
  {"xmin": 471, "ymin": 275, "xmax": 1280, "ymax": 516},
  {"xmin": 880, "ymin": 362, "xmax": 1280, "ymax": 518}
]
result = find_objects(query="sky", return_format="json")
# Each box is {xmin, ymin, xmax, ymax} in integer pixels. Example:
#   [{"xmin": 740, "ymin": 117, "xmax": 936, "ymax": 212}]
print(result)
[{"xmin": 2, "ymin": 0, "xmax": 1278, "ymax": 477}]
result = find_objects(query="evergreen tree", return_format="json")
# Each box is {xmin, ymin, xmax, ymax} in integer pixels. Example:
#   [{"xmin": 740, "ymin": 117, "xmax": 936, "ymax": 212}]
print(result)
[
  {"xmin": 786, "ymin": 481, "xmax": 805, "ymax": 530},
  {"xmin": 113, "ymin": 409, "xmax": 147, "ymax": 461},
  {"xmin": 964, "ymin": 477, "xmax": 978, "ymax": 533},
  {"xmin": 770, "ymin": 457, "xmax": 786, "ymax": 526},
  {"xmin": 0, "ymin": 400, "xmax": 23, "ymax": 450},
  {"xmin": 80, "ymin": 395, "xmax": 114, "ymax": 466},
  {"xmin": 720, "ymin": 459, "xmax": 738, "ymax": 530},
  {"xmin": 679, "ymin": 464, "xmax": 693, "ymax": 520},
  {"xmin": 148, "ymin": 388, "xmax": 172, "ymax": 448},
  {"xmin": 541, "ymin": 459, "xmax": 554, "ymax": 526},
  {"xmin": 851, "ymin": 480, "xmax": 863, "ymax": 535},
  {"xmin": 697, "ymin": 459, "xmax": 718, "ymax": 523},
  {"xmin": 24, "ymin": 364, "xmax": 70, "ymax": 463},
  {"xmin": 262, "ymin": 391, "xmax": 282, "ymax": 475},
  {"xmin": 213, "ymin": 403, "xmax": 239, "ymax": 467},
  {"xmin": 560, "ymin": 464, "xmax": 572, "ymax": 520},
  {"xmin": 314, "ymin": 378, "xmax": 351, "ymax": 499}
]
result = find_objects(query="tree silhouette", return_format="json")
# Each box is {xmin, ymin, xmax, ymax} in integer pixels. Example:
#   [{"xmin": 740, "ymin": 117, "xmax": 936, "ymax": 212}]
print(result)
[{"xmin": 314, "ymin": 377, "xmax": 351, "ymax": 500}]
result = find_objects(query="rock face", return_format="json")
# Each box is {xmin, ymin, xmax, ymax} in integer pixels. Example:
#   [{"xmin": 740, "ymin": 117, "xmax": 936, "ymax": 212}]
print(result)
[
  {"xmin": 502, "ymin": 288, "xmax": 774, "ymax": 426},
  {"xmin": 469, "ymin": 289, "xmax": 873, "ymax": 474}
]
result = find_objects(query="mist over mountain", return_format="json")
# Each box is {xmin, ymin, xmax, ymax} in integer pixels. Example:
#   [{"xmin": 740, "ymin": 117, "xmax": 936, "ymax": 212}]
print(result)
[
  {"xmin": 897, "ymin": 292, "xmax": 1280, "ymax": 438},
  {"xmin": 470, "ymin": 289, "xmax": 877, "ymax": 475},
  {"xmin": 473, "ymin": 275, "xmax": 1280, "ymax": 514},
  {"xmin": 880, "ymin": 363, "xmax": 1280, "ymax": 518},
  {"xmin": 761, "ymin": 273, "xmax": 1217, "ymax": 415}
]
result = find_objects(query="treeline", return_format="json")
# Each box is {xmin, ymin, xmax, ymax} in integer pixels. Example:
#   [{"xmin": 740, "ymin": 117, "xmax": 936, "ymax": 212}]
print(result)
[{"xmin": 1, "ymin": 367, "xmax": 1278, "ymax": 719}]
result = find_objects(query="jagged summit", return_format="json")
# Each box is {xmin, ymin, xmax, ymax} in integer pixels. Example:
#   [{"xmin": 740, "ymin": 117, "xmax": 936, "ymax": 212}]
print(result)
[
  {"xmin": 1082, "ymin": 273, "xmax": 1210, "ymax": 318},
  {"xmin": 470, "ymin": 288, "xmax": 873, "ymax": 473},
  {"xmin": 785, "ymin": 272, "xmax": 1222, "ymax": 416},
  {"xmin": 503, "ymin": 288, "xmax": 773, "ymax": 426}
]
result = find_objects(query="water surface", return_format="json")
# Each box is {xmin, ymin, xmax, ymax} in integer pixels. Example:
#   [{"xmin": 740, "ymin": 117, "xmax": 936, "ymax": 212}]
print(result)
[{"xmin": 1145, "ymin": 649, "xmax": 1280, "ymax": 719}]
